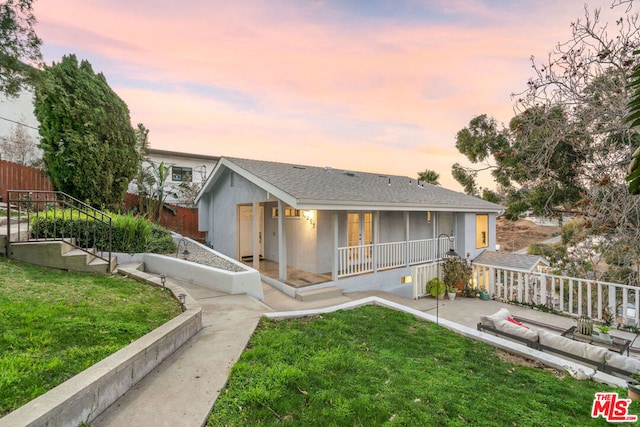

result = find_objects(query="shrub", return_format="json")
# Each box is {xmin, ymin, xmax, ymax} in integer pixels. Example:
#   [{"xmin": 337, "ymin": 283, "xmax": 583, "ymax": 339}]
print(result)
[
  {"xmin": 426, "ymin": 277, "xmax": 445, "ymax": 297},
  {"xmin": 30, "ymin": 210, "xmax": 176, "ymax": 254}
]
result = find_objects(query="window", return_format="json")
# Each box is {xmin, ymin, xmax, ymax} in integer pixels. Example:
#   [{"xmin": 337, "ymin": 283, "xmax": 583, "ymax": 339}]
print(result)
[
  {"xmin": 272, "ymin": 206, "xmax": 300, "ymax": 218},
  {"xmin": 172, "ymin": 166, "xmax": 192, "ymax": 182},
  {"xmin": 476, "ymin": 214, "xmax": 489, "ymax": 248}
]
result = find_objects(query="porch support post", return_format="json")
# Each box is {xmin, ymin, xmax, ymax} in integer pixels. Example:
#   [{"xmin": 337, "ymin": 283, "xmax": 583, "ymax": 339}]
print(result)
[
  {"xmin": 404, "ymin": 212, "xmax": 410, "ymax": 266},
  {"xmin": 277, "ymin": 199, "xmax": 287, "ymax": 281},
  {"xmin": 373, "ymin": 211, "xmax": 379, "ymax": 273},
  {"xmin": 252, "ymin": 202, "xmax": 259, "ymax": 270},
  {"xmin": 332, "ymin": 212, "xmax": 339, "ymax": 281}
]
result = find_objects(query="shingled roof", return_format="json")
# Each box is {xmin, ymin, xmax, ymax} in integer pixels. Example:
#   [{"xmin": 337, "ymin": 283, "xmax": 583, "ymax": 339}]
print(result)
[
  {"xmin": 472, "ymin": 250, "xmax": 549, "ymax": 272},
  {"xmin": 199, "ymin": 157, "xmax": 505, "ymax": 212}
]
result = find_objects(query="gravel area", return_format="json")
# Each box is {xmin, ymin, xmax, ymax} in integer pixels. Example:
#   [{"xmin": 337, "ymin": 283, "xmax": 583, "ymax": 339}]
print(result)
[{"xmin": 168, "ymin": 239, "xmax": 246, "ymax": 272}]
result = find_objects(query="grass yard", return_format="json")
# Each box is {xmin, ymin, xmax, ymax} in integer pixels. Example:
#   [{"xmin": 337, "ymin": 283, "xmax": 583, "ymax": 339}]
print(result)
[
  {"xmin": 0, "ymin": 257, "xmax": 181, "ymax": 415},
  {"xmin": 210, "ymin": 305, "xmax": 639, "ymax": 426}
]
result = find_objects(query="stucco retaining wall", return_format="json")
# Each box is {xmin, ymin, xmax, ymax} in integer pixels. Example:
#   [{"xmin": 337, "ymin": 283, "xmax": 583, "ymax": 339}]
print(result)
[{"xmin": 142, "ymin": 253, "xmax": 264, "ymax": 301}]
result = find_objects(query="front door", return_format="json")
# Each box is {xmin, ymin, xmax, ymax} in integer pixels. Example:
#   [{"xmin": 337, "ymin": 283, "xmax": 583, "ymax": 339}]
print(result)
[
  {"xmin": 239, "ymin": 205, "xmax": 264, "ymax": 260},
  {"xmin": 347, "ymin": 212, "xmax": 373, "ymax": 260}
]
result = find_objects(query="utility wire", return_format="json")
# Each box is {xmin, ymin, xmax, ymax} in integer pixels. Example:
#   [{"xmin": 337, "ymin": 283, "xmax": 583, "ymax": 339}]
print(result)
[{"xmin": 0, "ymin": 115, "xmax": 39, "ymax": 130}]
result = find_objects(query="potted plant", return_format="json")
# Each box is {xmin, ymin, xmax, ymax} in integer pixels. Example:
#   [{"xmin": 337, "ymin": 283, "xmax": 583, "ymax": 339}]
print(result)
[
  {"xmin": 597, "ymin": 325, "xmax": 611, "ymax": 341},
  {"xmin": 426, "ymin": 277, "xmax": 445, "ymax": 299},
  {"xmin": 446, "ymin": 284, "xmax": 457, "ymax": 300},
  {"xmin": 461, "ymin": 282, "xmax": 480, "ymax": 298},
  {"xmin": 442, "ymin": 256, "xmax": 472, "ymax": 293}
]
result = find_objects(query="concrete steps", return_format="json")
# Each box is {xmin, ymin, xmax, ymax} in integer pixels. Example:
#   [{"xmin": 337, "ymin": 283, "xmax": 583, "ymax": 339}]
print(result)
[
  {"xmin": 9, "ymin": 240, "xmax": 116, "ymax": 273},
  {"xmin": 295, "ymin": 285, "xmax": 344, "ymax": 302},
  {"xmin": 0, "ymin": 222, "xmax": 31, "ymax": 256}
]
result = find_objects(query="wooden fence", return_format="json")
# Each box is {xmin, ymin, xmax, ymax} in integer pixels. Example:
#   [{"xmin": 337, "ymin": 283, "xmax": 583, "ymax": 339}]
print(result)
[
  {"xmin": 0, "ymin": 160, "xmax": 53, "ymax": 202},
  {"xmin": 123, "ymin": 193, "xmax": 205, "ymax": 242},
  {"xmin": 0, "ymin": 160, "xmax": 204, "ymax": 242}
]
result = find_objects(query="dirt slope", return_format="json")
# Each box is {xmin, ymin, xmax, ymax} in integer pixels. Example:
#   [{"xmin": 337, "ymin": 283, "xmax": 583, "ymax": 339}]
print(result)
[{"xmin": 496, "ymin": 218, "xmax": 560, "ymax": 253}]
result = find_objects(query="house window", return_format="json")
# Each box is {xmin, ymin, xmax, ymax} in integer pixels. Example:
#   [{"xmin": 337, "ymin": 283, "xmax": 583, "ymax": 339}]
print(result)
[
  {"xmin": 476, "ymin": 214, "xmax": 489, "ymax": 248},
  {"xmin": 172, "ymin": 166, "xmax": 192, "ymax": 182},
  {"xmin": 272, "ymin": 206, "xmax": 300, "ymax": 218}
]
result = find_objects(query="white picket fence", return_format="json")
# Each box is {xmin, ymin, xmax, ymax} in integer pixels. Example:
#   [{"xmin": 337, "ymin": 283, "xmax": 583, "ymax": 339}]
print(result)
[{"xmin": 409, "ymin": 262, "xmax": 640, "ymax": 325}]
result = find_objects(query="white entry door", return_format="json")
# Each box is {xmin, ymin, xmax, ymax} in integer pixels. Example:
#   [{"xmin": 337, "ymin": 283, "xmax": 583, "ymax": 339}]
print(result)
[{"xmin": 239, "ymin": 205, "xmax": 264, "ymax": 260}]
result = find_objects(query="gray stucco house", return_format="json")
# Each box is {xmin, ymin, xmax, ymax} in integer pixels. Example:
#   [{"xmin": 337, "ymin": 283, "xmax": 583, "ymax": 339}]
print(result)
[{"xmin": 196, "ymin": 157, "xmax": 504, "ymax": 297}]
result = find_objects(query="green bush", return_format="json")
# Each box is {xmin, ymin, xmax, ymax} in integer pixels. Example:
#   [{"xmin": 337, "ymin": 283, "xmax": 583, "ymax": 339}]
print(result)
[
  {"xmin": 426, "ymin": 277, "xmax": 445, "ymax": 297},
  {"xmin": 30, "ymin": 211, "xmax": 176, "ymax": 254}
]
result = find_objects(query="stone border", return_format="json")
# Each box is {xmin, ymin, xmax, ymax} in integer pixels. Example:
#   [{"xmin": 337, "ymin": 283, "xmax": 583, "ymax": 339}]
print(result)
[
  {"xmin": 265, "ymin": 296, "xmax": 628, "ymax": 389},
  {"xmin": 0, "ymin": 269, "xmax": 203, "ymax": 427}
]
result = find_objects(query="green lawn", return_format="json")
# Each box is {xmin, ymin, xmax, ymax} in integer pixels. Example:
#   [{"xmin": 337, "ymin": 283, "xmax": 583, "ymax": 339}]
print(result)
[
  {"xmin": 210, "ymin": 305, "xmax": 639, "ymax": 426},
  {"xmin": 0, "ymin": 257, "xmax": 181, "ymax": 415}
]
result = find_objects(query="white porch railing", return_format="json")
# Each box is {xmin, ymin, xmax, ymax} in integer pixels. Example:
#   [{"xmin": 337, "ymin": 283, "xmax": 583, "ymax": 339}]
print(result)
[
  {"xmin": 474, "ymin": 265, "xmax": 640, "ymax": 326},
  {"xmin": 411, "ymin": 262, "xmax": 441, "ymax": 299},
  {"xmin": 337, "ymin": 236, "xmax": 454, "ymax": 278}
]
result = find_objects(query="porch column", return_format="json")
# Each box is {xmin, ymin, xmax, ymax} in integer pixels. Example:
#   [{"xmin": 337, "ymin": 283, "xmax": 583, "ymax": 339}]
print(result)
[
  {"xmin": 404, "ymin": 212, "xmax": 410, "ymax": 266},
  {"xmin": 332, "ymin": 212, "xmax": 339, "ymax": 281},
  {"xmin": 278, "ymin": 199, "xmax": 287, "ymax": 281},
  {"xmin": 373, "ymin": 211, "xmax": 379, "ymax": 273},
  {"xmin": 252, "ymin": 202, "xmax": 259, "ymax": 270}
]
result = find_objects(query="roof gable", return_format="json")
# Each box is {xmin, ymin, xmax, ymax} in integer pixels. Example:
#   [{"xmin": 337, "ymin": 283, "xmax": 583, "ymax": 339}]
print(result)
[{"xmin": 472, "ymin": 250, "xmax": 550, "ymax": 272}]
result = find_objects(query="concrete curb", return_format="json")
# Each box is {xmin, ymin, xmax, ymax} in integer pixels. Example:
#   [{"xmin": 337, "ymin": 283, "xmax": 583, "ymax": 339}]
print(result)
[
  {"xmin": 265, "ymin": 296, "xmax": 628, "ymax": 389},
  {"xmin": 0, "ymin": 269, "xmax": 203, "ymax": 427}
]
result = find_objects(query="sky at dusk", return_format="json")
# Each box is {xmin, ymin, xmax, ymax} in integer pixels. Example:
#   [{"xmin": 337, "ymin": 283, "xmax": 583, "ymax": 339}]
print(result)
[{"xmin": 2, "ymin": 0, "xmax": 629, "ymax": 190}]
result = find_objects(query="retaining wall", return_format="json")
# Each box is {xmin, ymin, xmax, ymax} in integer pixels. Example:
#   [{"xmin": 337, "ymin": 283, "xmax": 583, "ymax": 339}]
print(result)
[{"xmin": 0, "ymin": 284, "xmax": 202, "ymax": 427}]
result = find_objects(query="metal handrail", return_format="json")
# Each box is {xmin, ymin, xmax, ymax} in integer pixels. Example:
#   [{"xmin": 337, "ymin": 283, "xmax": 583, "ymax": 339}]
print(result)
[{"xmin": 6, "ymin": 190, "xmax": 112, "ymax": 267}]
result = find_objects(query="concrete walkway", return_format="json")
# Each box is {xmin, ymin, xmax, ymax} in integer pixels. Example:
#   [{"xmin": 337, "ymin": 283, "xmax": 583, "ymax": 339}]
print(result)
[{"xmin": 91, "ymin": 276, "xmax": 638, "ymax": 427}]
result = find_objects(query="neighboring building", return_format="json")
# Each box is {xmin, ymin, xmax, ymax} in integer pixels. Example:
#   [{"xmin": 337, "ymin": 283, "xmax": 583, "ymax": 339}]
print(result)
[
  {"xmin": 143, "ymin": 149, "xmax": 220, "ymax": 206},
  {"xmin": 196, "ymin": 157, "xmax": 505, "ymax": 298}
]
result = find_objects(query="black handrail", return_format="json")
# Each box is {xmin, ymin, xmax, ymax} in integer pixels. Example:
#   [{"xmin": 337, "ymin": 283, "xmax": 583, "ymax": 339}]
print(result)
[{"xmin": 6, "ymin": 190, "xmax": 112, "ymax": 269}]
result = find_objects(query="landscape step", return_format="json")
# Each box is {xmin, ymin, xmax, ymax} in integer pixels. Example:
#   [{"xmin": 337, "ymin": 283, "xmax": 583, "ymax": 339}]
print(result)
[{"xmin": 295, "ymin": 286, "xmax": 344, "ymax": 302}]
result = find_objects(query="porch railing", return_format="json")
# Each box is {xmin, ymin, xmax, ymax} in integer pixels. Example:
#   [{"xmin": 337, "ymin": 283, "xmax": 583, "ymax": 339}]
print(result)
[
  {"xmin": 474, "ymin": 265, "xmax": 640, "ymax": 326},
  {"xmin": 337, "ymin": 236, "xmax": 454, "ymax": 278}
]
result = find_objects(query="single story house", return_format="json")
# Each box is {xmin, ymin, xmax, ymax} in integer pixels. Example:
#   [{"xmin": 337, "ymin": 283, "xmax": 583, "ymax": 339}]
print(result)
[{"xmin": 196, "ymin": 157, "xmax": 505, "ymax": 297}]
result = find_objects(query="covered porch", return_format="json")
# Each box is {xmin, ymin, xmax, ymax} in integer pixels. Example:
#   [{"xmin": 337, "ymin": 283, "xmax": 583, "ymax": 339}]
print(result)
[{"xmin": 240, "ymin": 200, "xmax": 460, "ymax": 286}]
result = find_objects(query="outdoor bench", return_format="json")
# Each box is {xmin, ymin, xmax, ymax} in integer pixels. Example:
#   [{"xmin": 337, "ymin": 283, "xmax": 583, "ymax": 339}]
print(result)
[{"xmin": 477, "ymin": 308, "xmax": 640, "ymax": 380}]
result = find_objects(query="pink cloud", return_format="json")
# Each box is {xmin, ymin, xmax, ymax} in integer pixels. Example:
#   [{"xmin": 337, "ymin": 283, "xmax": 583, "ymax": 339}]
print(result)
[{"xmin": 32, "ymin": 0, "xmax": 612, "ymax": 191}]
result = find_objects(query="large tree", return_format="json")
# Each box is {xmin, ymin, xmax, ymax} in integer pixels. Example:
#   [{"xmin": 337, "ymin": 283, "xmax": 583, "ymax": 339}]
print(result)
[
  {"xmin": 0, "ymin": 0, "xmax": 42, "ymax": 96},
  {"xmin": 453, "ymin": 7, "xmax": 640, "ymax": 282},
  {"xmin": 34, "ymin": 54, "xmax": 139, "ymax": 208}
]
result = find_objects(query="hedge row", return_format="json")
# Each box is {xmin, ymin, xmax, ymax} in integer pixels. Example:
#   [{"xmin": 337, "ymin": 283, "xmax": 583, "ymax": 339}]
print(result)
[{"xmin": 30, "ymin": 211, "xmax": 177, "ymax": 254}]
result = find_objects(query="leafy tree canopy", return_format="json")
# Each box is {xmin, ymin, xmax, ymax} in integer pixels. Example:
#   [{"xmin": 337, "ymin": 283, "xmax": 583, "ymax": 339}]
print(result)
[
  {"xmin": 0, "ymin": 0, "xmax": 42, "ymax": 96},
  {"xmin": 453, "ymin": 6, "xmax": 640, "ymax": 282},
  {"xmin": 417, "ymin": 169, "xmax": 440, "ymax": 185},
  {"xmin": 34, "ymin": 54, "xmax": 138, "ymax": 208}
]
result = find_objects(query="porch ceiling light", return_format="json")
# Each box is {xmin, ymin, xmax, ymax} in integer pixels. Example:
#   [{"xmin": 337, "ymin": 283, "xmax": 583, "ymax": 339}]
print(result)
[{"xmin": 303, "ymin": 210, "xmax": 315, "ymax": 228}]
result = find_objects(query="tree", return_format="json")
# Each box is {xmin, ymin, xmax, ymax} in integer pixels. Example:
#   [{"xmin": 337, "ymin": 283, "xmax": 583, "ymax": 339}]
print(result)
[
  {"xmin": 0, "ymin": 115, "xmax": 41, "ymax": 165},
  {"xmin": 417, "ymin": 169, "xmax": 440, "ymax": 185},
  {"xmin": 34, "ymin": 54, "xmax": 139, "ymax": 208},
  {"xmin": 0, "ymin": 0, "xmax": 42, "ymax": 97},
  {"xmin": 133, "ymin": 123, "xmax": 151, "ymax": 213},
  {"xmin": 453, "ymin": 6, "xmax": 640, "ymax": 283}
]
